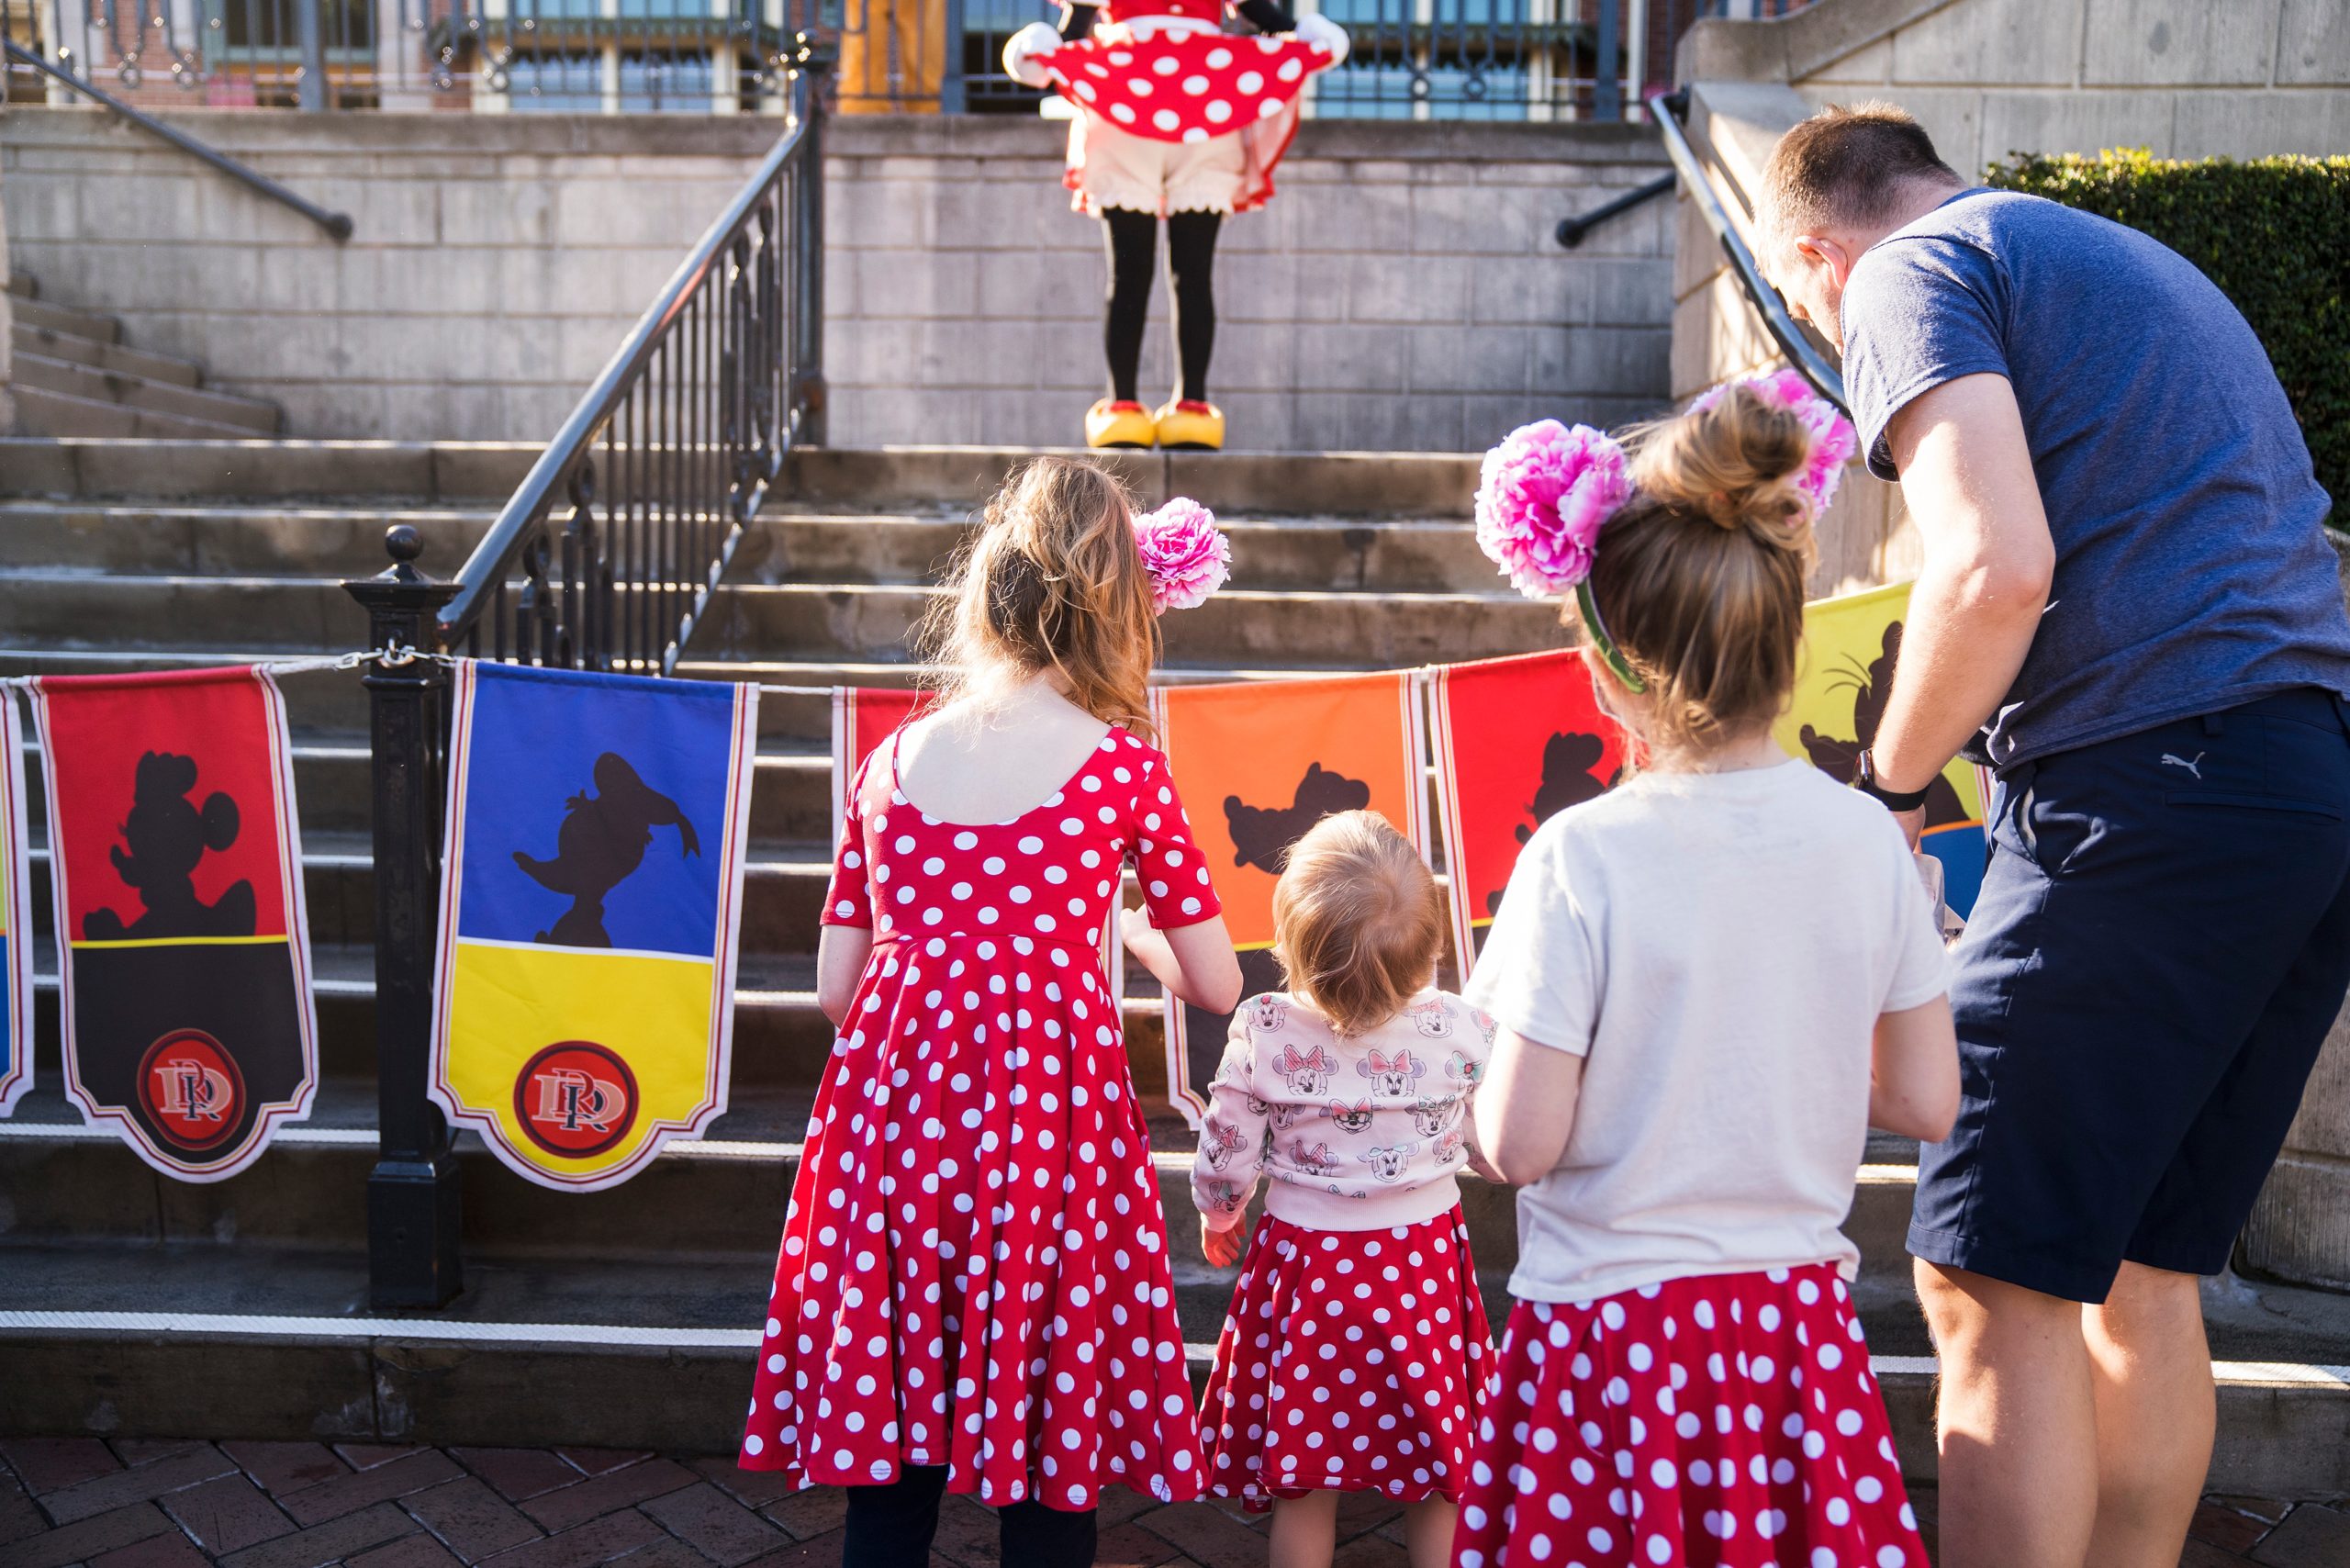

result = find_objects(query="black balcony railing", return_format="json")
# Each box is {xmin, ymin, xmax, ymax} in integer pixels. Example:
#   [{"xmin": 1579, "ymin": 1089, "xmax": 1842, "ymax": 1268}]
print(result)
[
  {"xmin": 8, "ymin": 0, "xmax": 1818, "ymax": 119},
  {"xmin": 340, "ymin": 47, "xmax": 827, "ymax": 1307}
]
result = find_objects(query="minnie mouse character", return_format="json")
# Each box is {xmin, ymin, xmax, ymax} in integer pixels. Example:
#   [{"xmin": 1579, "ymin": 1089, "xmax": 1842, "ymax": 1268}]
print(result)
[{"xmin": 1003, "ymin": 0, "xmax": 1347, "ymax": 451}]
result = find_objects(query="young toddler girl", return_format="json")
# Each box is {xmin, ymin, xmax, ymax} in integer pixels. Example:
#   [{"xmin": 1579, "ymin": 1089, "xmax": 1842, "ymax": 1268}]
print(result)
[
  {"xmin": 739, "ymin": 457, "xmax": 1244, "ymax": 1568},
  {"xmin": 1458, "ymin": 385, "xmax": 1960, "ymax": 1567},
  {"xmin": 1190, "ymin": 809, "xmax": 1495, "ymax": 1568}
]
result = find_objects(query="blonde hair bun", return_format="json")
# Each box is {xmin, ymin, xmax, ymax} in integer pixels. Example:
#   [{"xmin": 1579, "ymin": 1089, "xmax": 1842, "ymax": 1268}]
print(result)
[{"xmin": 1631, "ymin": 383, "xmax": 1814, "ymax": 545}]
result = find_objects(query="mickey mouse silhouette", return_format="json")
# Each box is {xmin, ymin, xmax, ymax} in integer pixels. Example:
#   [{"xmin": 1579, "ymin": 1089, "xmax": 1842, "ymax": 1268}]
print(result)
[
  {"xmin": 84, "ymin": 752, "xmax": 256, "ymax": 942},
  {"xmin": 1798, "ymin": 621, "xmax": 1967, "ymax": 829},
  {"xmin": 513, "ymin": 752, "xmax": 699, "ymax": 948},
  {"xmin": 1225, "ymin": 762, "xmax": 1372, "ymax": 875},
  {"xmin": 1487, "ymin": 731, "xmax": 1619, "ymax": 917}
]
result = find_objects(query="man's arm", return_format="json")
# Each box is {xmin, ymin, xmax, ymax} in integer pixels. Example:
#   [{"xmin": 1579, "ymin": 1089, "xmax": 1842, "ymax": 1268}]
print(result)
[{"xmin": 1868, "ymin": 373, "xmax": 2055, "ymax": 835}]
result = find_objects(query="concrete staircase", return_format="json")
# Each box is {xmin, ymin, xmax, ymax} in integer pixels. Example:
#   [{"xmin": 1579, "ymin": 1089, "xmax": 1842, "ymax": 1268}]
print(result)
[
  {"xmin": 6, "ymin": 275, "xmax": 283, "ymax": 440},
  {"xmin": 0, "ymin": 437, "xmax": 2344, "ymax": 1497}
]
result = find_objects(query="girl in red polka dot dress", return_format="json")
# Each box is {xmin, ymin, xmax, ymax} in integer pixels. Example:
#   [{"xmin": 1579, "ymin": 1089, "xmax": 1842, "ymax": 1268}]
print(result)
[
  {"xmin": 1456, "ymin": 386, "xmax": 1962, "ymax": 1568},
  {"xmin": 738, "ymin": 457, "xmax": 1244, "ymax": 1568},
  {"xmin": 1190, "ymin": 809, "xmax": 1496, "ymax": 1568}
]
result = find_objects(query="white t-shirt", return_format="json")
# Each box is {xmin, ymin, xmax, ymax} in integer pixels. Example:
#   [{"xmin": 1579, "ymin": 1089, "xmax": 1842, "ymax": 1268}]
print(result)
[{"xmin": 1463, "ymin": 757, "xmax": 1949, "ymax": 1305}]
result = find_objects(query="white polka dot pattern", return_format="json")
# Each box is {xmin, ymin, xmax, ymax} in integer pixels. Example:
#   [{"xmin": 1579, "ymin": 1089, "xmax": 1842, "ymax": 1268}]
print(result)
[
  {"xmin": 1029, "ymin": 28, "xmax": 1333, "ymax": 144},
  {"xmin": 1454, "ymin": 1266, "xmax": 1928, "ymax": 1568},
  {"xmin": 1198, "ymin": 1209, "xmax": 1492, "ymax": 1510},
  {"xmin": 750, "ymin": 727, "xmax": 1224, "ymax": 1507}
]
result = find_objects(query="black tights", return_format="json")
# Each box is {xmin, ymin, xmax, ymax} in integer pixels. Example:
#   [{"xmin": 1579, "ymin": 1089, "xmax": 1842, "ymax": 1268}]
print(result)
[
  {"xmin": 1102, "ymin": 207, "xmax": 1221, "ymax": 405},
  {"xmin": 841, "ymin": 1466, "xmax": 1096, "ymax": 1568}
]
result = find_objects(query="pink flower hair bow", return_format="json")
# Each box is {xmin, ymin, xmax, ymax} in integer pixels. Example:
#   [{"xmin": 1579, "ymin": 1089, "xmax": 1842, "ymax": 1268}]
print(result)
[
  {"xmin": 1690, "ymin": 366, "xmax": 1860, "ymax": 517},
  {"xmin": 1473, "ymin": 419, "xmax": 1633, "ymax": 598},
  {"xmin": 1132, "ymin": 497, "xmax": 1231, "ymax": 614}
]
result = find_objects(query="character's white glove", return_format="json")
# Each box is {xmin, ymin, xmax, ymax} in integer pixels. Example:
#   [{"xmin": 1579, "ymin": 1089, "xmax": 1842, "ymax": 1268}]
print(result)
[
  {"xmin": 1292, "ymin": 10, "xmax": 1348, "ymax": 65},
  {"xmin": 1002, "ymin": 21, "xmax": 1061, "ymax": 87}
]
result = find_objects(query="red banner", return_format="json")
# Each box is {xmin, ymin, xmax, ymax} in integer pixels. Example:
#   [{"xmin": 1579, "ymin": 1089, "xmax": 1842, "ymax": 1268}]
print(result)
[
  {"xmin": 30, "ymin": 666, "xmax": 316, "ymax": 1180},
  {"xmin": 1429, "ymin": 650, "xmax": 1631, "ymax": 978},
  {"xmin": 830, "ymin": 686, "xmax": 930, "ymax": 822}
]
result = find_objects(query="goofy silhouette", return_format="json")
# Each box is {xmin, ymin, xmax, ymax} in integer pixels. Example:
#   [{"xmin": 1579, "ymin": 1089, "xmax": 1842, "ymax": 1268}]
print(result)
[{"xmin": 514, "ymin": 752, "xmax": 699, "ymax": 947}]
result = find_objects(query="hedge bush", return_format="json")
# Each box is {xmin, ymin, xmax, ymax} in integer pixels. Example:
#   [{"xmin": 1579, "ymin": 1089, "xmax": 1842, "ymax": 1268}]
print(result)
[{"xmin": 1986, "ymin": 148, "xmax": 2350, "ymax": 509}]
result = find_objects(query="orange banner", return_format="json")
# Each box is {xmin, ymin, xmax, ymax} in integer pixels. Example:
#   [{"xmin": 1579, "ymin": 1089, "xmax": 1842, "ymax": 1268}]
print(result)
[{"xmin": 1149, "ymin": 672, "xmax": 1428, "ymax": 1125}]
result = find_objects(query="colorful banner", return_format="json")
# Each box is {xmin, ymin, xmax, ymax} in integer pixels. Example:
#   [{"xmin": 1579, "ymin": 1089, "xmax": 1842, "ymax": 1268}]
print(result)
[
  {"xmin": 1150, "ymin": 672, "xmax": 1428, "ymax": 1126},
  {"xmin": 1780, "ymin": 581, "xmax": 1989, "ymax": 918},
  {"xmin": 29, "ymin": 667, "xmax": 317, "ymax": 1179},
  {"xmin": 830, "ymin": 685, "xmax": 930, "ymax": 823},
  {"xmin": 0, "ymin": 691, "xmax": 34, "ymax": 1117},
  {"xmin": 1430, "ymin": 650, "xmax": 1633, "ymax": 979},
  {"xmin": 432, "ymin": 663, "xmax": 757, "ymax": 1191}
]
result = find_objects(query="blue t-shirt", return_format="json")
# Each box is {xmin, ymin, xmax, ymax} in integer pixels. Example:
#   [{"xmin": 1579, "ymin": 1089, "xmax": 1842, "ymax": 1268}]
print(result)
[{"xmin": 1839, "ymin": 188, "xmax": 2350, "ymax": 768}]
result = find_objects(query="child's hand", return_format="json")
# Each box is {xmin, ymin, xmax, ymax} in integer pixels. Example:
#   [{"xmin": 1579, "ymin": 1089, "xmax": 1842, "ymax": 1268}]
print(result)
[
  {"xmin": 1202, "ymin": 1215, "xmax": 1248, "ymax": 1268},
  {"xmin": 1117, "ymin": 903, "xmax": 1158, "ymax": 956}
]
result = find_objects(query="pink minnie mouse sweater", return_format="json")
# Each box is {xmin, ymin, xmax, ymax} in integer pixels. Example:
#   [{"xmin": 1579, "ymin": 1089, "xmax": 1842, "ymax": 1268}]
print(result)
[{"xmin": 1191, "ymin": 989, "xmax": 1495, "ymax": 1234}]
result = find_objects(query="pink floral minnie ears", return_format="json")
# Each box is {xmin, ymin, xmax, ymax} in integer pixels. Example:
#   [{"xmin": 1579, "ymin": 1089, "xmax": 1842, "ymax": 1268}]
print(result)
[
  {"xmin": 1472, "ymin": 370, "xmax": 1857, "ymax": 691},
  {"xmin": 1132, "ymin": 497, "xmax": 1232, "ymax": 615}
]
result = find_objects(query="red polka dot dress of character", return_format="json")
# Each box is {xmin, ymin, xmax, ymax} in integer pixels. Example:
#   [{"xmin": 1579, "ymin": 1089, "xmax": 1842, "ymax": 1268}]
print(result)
[
  {"xmin": 738, "ymin": 728, "xmax": 1223, "ymax": 1511},
  {"xmin": 1452, "ymin": 1265, "xmax": 1928, "ymax": 1568},
  {"xmin": 1198, "ymin": 1210, "xmax": 1492, "ymax": 1510},
  {"xmin": 1036, "ymin": 31, "xmax": 1334, "ymax": 144}
]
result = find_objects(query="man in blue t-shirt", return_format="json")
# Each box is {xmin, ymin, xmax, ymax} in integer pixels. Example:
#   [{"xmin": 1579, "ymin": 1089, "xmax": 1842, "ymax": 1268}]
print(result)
[{"xmin": 1757, "ymin": 104, "xmax": 2350, "ymax": 1568}]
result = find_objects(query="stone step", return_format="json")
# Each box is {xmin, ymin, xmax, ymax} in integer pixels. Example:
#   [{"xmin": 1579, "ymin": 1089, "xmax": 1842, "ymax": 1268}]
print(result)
[
  {"xmin": 10, "ymin": 353, "xmax": 281, "ymax": 434},
  {"xmin": 8, "ymin": 294, "xmax": 119, "ymax": 345},
  {"xmin": 0, "ymin": 1097, "xmax": 1930, "ymax": 1321},
  {"xmin": 0, "ymin": 572, "xmax": 1568, "ymax": 668},
  {"xmin": 1, "ymin": 1242, "xmax": 2344, "ymax": 1495},
  {"xmin": 8, "ymin": 384, "xmax": 272, "ymax": 442},
  {"xmin": 0, "ymin": 442, "xmax": 1481, "ymax": 519},
  {"xmin": 0, "ymin": 503, "xmax": 1508, "ymax": 597},
  {"xmin": 11, "ymin": 321, "xmax": 205, "ymax": 389}
]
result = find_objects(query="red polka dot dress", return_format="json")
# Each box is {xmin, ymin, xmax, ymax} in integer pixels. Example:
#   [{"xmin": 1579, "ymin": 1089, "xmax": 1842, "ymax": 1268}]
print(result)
[
  {"xmin": 739, "ymin": 726, "xmax": 1222, "ymax": 1511},
  {"xmin": 1200, "ymin": 1212, "xmax": 1492, "ymax": 1509},
  {"xmin": 1453, "ymin": 1264, "xmax": 1929, "ymax": 1568}
]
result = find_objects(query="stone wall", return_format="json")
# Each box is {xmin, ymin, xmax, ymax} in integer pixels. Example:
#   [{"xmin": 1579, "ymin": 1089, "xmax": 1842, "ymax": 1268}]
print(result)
[
  {"xmin": 0, "ymin": 108, "xmax": 1675, "ymax": 451},
  {"xmin": 1683, "ymin": 0, "xmax": 2350, "ymax": 174}
]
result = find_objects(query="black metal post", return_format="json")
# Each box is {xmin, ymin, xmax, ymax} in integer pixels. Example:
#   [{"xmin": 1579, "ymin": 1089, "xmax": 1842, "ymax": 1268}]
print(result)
[
  {"xmin": 295, "ymin": 0, "xmax": 327, "ymax": 109},
  {"xmin": 344, "ymin": 526, "xmax": 464, "ymax": 1310},
  {"xmin": 795, "ymin": 42, "xmax": 830, "ymax": 447},
  {"xmin": 1594, "ymin": 0, "xmax": 1620, "ymax": 121}
]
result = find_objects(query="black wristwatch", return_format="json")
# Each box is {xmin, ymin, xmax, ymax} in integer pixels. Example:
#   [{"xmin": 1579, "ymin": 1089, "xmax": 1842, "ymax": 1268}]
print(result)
[{"xmin": 1854, "ymin": 749, "xmax": 1932, "ymax": 812}]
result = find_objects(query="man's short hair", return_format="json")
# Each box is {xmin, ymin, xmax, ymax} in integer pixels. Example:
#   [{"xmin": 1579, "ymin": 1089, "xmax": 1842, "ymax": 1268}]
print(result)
[{"xmin": 1762, "ymin": 101, "xmax": 1961, "ymax": 244}]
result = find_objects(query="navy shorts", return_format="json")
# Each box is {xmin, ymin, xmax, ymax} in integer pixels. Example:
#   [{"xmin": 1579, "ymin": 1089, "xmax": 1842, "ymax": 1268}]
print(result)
[{"xmin": 1909, "ymin": 688, "xmax": 2350, "ymax": 1304}]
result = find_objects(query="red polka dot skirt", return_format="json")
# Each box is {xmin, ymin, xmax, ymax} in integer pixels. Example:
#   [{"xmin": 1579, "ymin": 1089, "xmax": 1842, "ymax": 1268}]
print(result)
[
  {"xmin": 1198, "ymin": 1208, "xmax": 1493, "ymax": 1509},
  {"xmin": 1454, "ymin": 1265, "xmax": 1928, "ymax": 1568},
  {"xmin": 1037, "ymin": 31, "xmax": 1335, "ymax": 143}
]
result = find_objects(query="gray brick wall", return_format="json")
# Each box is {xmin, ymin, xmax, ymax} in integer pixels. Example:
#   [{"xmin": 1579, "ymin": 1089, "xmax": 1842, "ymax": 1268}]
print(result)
[
  {"xmin": 0, "ymin": 109, "xmax": 1673, "ymax": 451},
  {"xmin": 824, "ymin": 118, "xmax": 1673, "ymax": 452}
]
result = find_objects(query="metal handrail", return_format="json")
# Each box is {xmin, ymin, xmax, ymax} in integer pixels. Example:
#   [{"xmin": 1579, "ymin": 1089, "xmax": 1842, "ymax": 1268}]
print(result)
[
  {"xmin": 1555, "ymin": 173, "xmax": 1675, "ymax": 250},
  {"xmin": 3, "ymin": 40, "xmax": 353, "ymax": 241},
  {"xmin": 435, "ymin": 45, "xmax": 827, "ymax": 664},
  {"xmin": 1648, "ymin": 86, "xmax": 1846, "ymax": 413}
]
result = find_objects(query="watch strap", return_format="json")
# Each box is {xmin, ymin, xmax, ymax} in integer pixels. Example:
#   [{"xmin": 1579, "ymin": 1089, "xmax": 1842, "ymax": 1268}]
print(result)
[{"xmin": 1855, "ymin": 750, "xmax": 1932, "ymax": 812}]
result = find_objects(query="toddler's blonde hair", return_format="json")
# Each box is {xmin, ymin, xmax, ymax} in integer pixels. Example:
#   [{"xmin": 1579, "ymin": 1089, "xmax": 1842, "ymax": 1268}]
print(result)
[
  {"xmin": 1271, "ymin": 810, "xmax": 1444, "ymax": 1036},
  {"xmin": 916, "ymin": 456, "xmax": 1160, "ymax": 740}
]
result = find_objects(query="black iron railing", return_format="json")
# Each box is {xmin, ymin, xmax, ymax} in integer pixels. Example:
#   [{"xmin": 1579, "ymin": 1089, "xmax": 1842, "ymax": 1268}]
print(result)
[
  {"xmin": 341, "ymin": 48, "xmax": 828, "ymax": 1308},
  {"xmin": 9, "ymin": 0, "xmax": 1820, "ymax": 119},
  {"xmin": 1649, "ymin": 85, "xmax": 1846, "ymax": 412}
]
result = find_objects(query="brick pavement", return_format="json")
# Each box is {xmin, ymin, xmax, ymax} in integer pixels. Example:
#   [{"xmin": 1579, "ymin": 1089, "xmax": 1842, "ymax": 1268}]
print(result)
[{"xmin": 0, "ymin": 1439, "xmax": 2341, "ymax": 1568}]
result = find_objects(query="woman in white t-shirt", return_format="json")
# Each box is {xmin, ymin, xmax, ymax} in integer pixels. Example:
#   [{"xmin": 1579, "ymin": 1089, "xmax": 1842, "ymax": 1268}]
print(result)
[{"xmin": 1455, "ymin": 382, "xmax": 1959, "ymax": 1568}]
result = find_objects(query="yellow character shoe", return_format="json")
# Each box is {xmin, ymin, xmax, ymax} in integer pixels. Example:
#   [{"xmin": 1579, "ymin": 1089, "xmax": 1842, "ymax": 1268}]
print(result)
[
  {"xmin": 1153, "ymin": 398, "xmax": 1225, "ymax": 452},
  {"xmin": 1085, "ymin": 398, "xmax": 1158, "ymax": 450}
]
